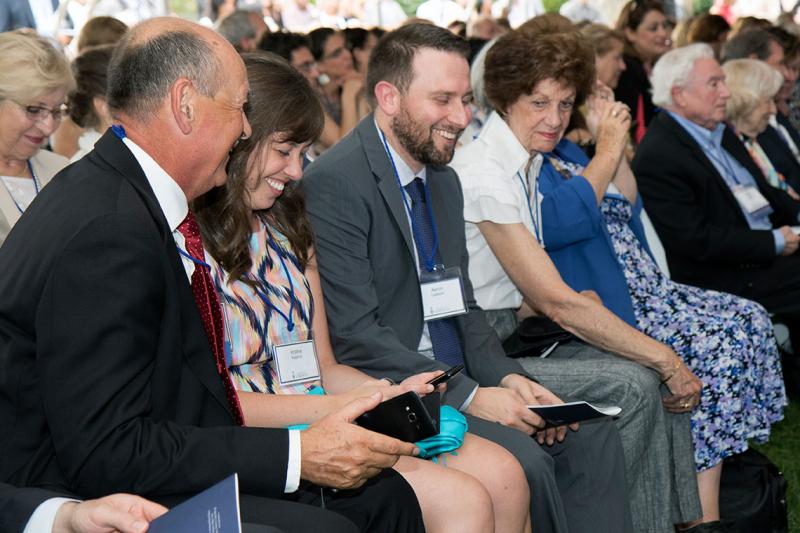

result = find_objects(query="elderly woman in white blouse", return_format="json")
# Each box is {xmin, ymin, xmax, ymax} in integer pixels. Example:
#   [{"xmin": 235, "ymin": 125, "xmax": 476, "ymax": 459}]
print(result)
[
  {"xmin": 0, "ymin": 30, "xmax": 73, "ymax": 245},
  {"xmin": 450, "ymin": 25, "xmax": 704, "ymax": 533}
]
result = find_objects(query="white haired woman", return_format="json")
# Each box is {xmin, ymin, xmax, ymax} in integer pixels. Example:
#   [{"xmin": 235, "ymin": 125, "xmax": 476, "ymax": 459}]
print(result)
[
  {"xmin": 0, "ymin": 30, "xmax": 73, "ymax": 245},
  {"xmin": 723, "ymin": 58, "xmax": 800, "ymax": 198}
]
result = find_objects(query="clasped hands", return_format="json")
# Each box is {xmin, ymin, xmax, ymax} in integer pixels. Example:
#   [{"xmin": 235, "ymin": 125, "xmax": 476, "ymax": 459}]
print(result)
[{"xmin": 466, "ymin": 374, "xmax": 578, "ymax": 446}]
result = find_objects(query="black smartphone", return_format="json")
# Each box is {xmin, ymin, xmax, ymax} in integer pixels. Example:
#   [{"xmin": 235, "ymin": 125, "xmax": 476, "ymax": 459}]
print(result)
[
  {"xmin": 426, "ymin": 363, "xmax": 465, "ymax": 386},
  {"xmin": 355, "ymin": 391, "xmax": 438, "ymax": 442}
]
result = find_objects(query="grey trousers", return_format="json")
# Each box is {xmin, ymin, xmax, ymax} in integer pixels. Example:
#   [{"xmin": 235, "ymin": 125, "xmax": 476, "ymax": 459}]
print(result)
[
  {"xmin": 467, "ymin": 413, "xmax": 633, "ymax": 533},
  {"xmin": 518, "ymin": 342, "xmax": 702, "ymax": 532}
]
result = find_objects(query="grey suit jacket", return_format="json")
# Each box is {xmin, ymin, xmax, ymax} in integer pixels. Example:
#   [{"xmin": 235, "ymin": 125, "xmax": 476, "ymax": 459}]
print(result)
[{"xmin": 304, "ymin": 116, "xmax": 525, "ymax": 408}]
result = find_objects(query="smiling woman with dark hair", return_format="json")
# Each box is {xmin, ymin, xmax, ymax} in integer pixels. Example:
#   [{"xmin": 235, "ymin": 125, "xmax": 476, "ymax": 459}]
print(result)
[{"xmin": 614, "ymin": 0, "xmax": 671, "ymax": 143}]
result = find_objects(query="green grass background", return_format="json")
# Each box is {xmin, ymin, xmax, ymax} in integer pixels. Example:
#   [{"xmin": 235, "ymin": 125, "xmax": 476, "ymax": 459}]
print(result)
[{"xmin": 754, "ymin": 401, "xmax": 800, "ymax": 532}]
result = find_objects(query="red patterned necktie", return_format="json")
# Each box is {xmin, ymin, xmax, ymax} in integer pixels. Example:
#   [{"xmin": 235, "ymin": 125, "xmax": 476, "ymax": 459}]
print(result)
[{"xmin": 177, "ymin": 212, "xmax": 244, "ymax": 426}]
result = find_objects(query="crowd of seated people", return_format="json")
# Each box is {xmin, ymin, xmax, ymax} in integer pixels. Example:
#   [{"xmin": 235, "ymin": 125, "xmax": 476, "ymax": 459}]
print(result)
[{"xmin": 2, "ymin": 2, "xmax": 800, "ymax": 533}]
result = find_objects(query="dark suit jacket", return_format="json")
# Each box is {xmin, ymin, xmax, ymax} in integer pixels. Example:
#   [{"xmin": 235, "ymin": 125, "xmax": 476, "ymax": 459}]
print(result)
[
  {"xmin": 0, "ymin": 482, "xmax": 68, "ymax": 533},
  {"xmin": 0, "ymin": 0, "xmax": 58, "ymax": 32},
  {"xmin": 0, "ymin": 131, "xmax": 288, "ymax": 499},
  {"xmin": 303, "ymin": 116, "xmax": 523, "ymax": 408},
  {"xmin": 757, "ymin": 124, "xmax": 800, "ymax": 192},
  {"xmin": 632, "ymin": 111, "xmax": 800, "ymax": 291}
]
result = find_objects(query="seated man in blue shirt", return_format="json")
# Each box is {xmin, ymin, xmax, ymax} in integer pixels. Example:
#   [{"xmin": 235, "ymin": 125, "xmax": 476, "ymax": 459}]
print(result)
[{"xmin": 633, "ymin": 42, "xmax": 800, "ymax": 352}]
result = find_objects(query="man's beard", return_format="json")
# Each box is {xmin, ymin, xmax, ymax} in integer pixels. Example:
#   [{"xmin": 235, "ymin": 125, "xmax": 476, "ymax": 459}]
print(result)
[{"xmin": 391, "ymin": 106, "xmax": 461, "ymax": 166}]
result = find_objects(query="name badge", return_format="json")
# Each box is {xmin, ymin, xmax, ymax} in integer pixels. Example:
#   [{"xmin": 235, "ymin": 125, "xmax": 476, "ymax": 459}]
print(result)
[
  {"xmin": 732, "ymin": 185, "xmax": 772, "ymax": 217},
  {"xmin": 273, "ymin": 340, "xmax": 320, "ymax": 386},
  {"xmin": 420, "ymin": 267, "xmax": 468, "ymax": 321}
]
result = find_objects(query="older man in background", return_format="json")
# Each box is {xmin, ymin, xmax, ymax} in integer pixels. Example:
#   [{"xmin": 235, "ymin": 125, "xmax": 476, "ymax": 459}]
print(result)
[{"xmin": 634, "ymin": 43, "xmax": 800, "ymax": 354}]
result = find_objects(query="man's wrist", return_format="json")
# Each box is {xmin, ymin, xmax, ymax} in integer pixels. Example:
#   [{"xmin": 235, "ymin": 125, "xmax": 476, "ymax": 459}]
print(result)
[
  {"xmin": 499, "ymin": 373, "xmax": 534, "ymax": 388},
  {"xmin": 51, "ymin": 500, "xmax": 78, "ymax": 533}
]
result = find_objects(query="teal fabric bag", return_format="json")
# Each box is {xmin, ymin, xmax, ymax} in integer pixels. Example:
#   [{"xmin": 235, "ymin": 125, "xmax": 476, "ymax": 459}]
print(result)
[{"xmin": 415, "ymin": 405, "xmax": 468, "ymax": 460}]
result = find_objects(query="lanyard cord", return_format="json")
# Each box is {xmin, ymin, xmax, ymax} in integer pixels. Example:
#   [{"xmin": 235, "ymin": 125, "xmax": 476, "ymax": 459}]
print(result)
[
  {"xmin": 705, "ymin": 143, "xmax": 742, "ymax": 186},
  {"xmin": 516, "ymin": 169, "xmax": 541, "ymax": 244},
  {"xmin": 1, "ymin": 160, "xmax": 41, "ymax": 214},
  {"xmin": 379, "ymin": 129, "xmax": 442, "ymax": 272}
]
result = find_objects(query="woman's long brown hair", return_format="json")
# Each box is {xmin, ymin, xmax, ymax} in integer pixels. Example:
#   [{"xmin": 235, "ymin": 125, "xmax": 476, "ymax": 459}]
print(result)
[{"xmin": 193, "ymin": 52, "xmax": 324, "ymax": 284}]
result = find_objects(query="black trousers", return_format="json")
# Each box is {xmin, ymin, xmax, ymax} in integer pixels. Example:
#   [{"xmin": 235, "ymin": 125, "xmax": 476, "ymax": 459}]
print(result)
[
  {"xmin": 282, "ymin": 469, "xmax": 424, "ymax": 533},
  {"xmin": 160, "ymin": 469, "xmax": 423, "ymax": 533}
]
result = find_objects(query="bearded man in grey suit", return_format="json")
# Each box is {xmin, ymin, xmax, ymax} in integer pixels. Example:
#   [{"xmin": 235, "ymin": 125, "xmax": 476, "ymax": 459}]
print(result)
[{"xmin": 303, "ymin": 23, "xmax": 635, "ymax": 533}]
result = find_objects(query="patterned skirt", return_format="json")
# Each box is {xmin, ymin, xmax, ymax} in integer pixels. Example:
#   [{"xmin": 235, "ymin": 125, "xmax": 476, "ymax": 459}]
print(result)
[{"xmin": 601, "ymin": 196, "xmax": 786, "ymax": 471}]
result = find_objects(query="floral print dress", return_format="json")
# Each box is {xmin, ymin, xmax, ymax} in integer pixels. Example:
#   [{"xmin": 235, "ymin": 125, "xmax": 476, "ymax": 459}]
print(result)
[{"xmin": 600, "ymin": 194, "xmax": 786, "ymax": 471}]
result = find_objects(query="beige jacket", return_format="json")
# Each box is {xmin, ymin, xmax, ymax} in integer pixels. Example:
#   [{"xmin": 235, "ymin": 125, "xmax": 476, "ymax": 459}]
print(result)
[{"xmin": 0, "ymin": 150, "xmax": 68, "ymax": 245}]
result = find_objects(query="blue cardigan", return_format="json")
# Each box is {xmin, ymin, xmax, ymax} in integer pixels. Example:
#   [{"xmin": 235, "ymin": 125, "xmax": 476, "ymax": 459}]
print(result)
[{"xmin": 540, "ymin": 139, "xmax": 653, "ymax": 327}]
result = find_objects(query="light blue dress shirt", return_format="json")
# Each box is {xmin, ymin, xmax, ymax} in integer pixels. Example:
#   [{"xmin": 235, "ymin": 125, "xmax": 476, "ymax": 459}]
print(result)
[{"xmin": 668, "ymin": 111, "xmax": 784, "ymax": 254}]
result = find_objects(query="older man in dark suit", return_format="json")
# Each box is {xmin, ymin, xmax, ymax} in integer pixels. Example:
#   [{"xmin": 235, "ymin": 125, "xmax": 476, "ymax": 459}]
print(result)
[
  {"xmin": 304, "ymin": 23, "xmax": 633, "ymax": 533},
  {"xmin": 0, "ymin": 17, "xmax": 424, "ymax": 533},
  {"xmin": 634, "ymin": 42, "xmax": 800, "ymax": 351}
]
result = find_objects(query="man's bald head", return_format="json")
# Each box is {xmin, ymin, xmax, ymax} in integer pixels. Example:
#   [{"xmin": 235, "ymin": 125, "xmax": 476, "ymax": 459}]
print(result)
[{"xmin": 107, "ymin": 17, "xmax": 233, "ymax": 122}]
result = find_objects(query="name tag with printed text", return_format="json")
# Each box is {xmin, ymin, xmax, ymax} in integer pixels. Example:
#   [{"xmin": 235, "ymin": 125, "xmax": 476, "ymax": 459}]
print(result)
[
  {"xmin": 732, "ymin": 185, "xmax": 771, "ymax": 217},
  {"xmin": 420, "ymin": 267, "xmax": 468, "ymax": 321},
  {"xmin": 273, "ymin": 340, "xmax": 320, "ymax": 386}
]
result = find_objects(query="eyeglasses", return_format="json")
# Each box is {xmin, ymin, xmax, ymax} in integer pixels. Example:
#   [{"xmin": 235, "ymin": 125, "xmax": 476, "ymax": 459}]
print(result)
[
  {"xmin": 296, "ymin": 60, "xmax": 318, "ymax": 73},
  {"xmin": 13, "ymin": 101, "xmax": 69, "ymax": 123}
]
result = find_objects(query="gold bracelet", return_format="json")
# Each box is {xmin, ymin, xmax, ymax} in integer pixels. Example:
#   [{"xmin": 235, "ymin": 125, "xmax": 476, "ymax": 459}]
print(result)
[{"xmin": 660, "ymin": 358, "xmax": 682, "ymax": 383}]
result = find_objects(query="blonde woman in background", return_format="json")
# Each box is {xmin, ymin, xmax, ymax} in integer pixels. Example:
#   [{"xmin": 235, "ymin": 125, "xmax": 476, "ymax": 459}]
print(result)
[{"xmin": 0, "ymin": 30, "xmax": 74, "ymax": 245}]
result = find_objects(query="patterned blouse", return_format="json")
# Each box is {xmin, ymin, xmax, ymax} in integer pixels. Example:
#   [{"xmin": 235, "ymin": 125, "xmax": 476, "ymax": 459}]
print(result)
[{"xmin": 208, "ymin": 219, "xmax": 320, "ymax": 395}]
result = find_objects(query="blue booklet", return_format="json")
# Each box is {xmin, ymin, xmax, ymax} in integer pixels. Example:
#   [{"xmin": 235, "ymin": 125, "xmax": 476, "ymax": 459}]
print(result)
[
  {"xmin": 149, "ymin": 473, "xmax": 242, "ymax": 533},
  {"xmin": 528, "ymin": 401, "xmax": 622, "ymax": 428}
]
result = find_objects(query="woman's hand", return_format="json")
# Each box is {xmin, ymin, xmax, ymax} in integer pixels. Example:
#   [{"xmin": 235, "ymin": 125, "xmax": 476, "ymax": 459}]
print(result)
[
  {"xmin": 341, "ymin": 72, "xmax": 364, "ymax": 98},
  {"xmin": 341, "ymin": 373, "xmax": 438, "ymax": 406},
  {"xmin": 584, "ymin": 80, "xmax": 615, "ymax": 138},
  {"xmin": 399, "ymin": 370, "xmax": 448, "ymax": 396},
  {"xmin": 593, "ymin": 97, "xmax": 631, "ymax": 162},
  {"xmin": 660, "ymin": 357, "xmax": 703, "ymax": 414}
]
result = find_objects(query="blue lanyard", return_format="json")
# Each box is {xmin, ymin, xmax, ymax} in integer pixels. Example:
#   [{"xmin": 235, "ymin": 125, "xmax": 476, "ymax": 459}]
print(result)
[
  {"xmin": 176, "ymin": 246, "xmax": 210, "ymax": 269},
  {"xmin": 379, "ymin": 129, "xmax": 443, "ymax": 272},
  {"xmin": 111, "ymin": 124, "xmax": 126, "ymax": 139},
  {"xmin": 705, "ymin": 143, "xmax": 743, "ymax": 186},
  {"xmin": 516, "ymin": 169, "xmax": 541, "ymax": 244},
  {"xmin": 1, "ymin": 160, "xmax": 41, "ymax": 214},
  {"xmin": 252, "ymin": 229, "xmax": 296, "ymax": 332}
]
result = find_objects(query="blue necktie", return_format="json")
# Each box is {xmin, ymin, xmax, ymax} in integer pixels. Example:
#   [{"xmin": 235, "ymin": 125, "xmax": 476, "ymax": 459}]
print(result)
[{"xmin": 404, "ymin": 178, "xmax": 465, "ymax": 366}]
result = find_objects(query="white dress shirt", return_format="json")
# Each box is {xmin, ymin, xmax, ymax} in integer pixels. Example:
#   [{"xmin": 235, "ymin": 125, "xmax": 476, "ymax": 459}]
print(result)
[
  {"xmin": 450, "ymin": 111, "xmax": 543, "ymax": 312},
  {"xmin": 23, "ymin": 497, "xmax": 76, "ymax": 533}
]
